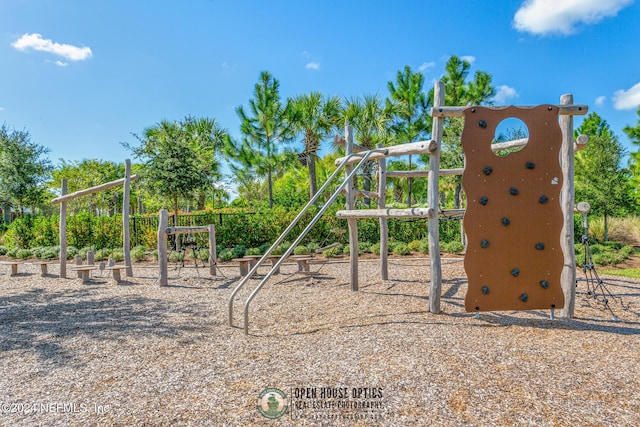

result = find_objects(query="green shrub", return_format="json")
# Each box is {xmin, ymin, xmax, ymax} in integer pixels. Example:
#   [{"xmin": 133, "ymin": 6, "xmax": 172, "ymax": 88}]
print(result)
[
  {"xmin": 16, "ymin": 249, "xmax": 33, "ymax": 259},
  {"xmin": 441, "ymin": 241, "xmax": 465, "ymax": 254},
  {"xmin": 194, "ymin": 249, "xmax": 210, "ymax": 261},
  {"xmin": 0, "ymin": 246, "xmax": 7, "ymax": 255},
  {"xmin": 219, "ymin": 249, "xmax": 234, "ymax": 262},
  {"xmin": 66, "ymin": 246, "xmax": 79, "ymax": 259},
  {"xmin": 323, "ymin": 245, "xmax": 343, "ymax": 258},
  {"xmin": 111, "ymin": 249, "xmax": 125, "ymax": 262},
  {"xmin": 95, "ymin": 248, "xmax": 112, "ymax": 261},
  {"xmin": 342, "ymin": 245, "xmax": 350, "ymax": 255},
  {"xmin": 152, "ymin": 250, "xmax": 159, "ymax": 261},
  {"xmin": 359, "ymin": 241, "xmax": 372, "ymax": 254},
  {"xmin": 272, "ymin": 241, "xmax": 292, "ymax": 256},
  {"xmin": 131, "ymin": 246, "xmax": 147, "ymax": 262},
  {"xmin": 79, "ymin": 246, "xmax": 96, "ymax": 260},
  {"xmin": 40, "ymin": 248, "xmax": 58, "ymax": 260},
  {"xmin": 393, "ymin": 243, "xmax": 411, "ymax": 256},
  {"xmin": 620, "ymin": 245, "xmax": 634, "ymax": 258},
  {"xmin": 408, "ymin": 240, "xmax": 422, "ymax": 252},
  {"xmin": 419, "ymin": 239, "xmax": 430, "ymax": 255},
  {"xmin": 307, "ymin": 242, "xmax": 320, "ymax": 253},
  {"xmin": 293, "ymin": 245, "xmax": 310, "ymax": 255},
  {"xmin": 258, "ymin": 243, "xmax": 271, "ymax": 254},
  {"xmin": 232, "ymin": 245, "xmax": 246, "ymax": 258},
  {"xmin": 246, "ymin": 247, "xmax": 261, "ymax": 256},
  {"xmin": 6, "ymin": 248, "xmax": 18, "ymax": 258},
  {"xmin": 371, "ymin": 242, "xmax": 381, "ymax": 255}
]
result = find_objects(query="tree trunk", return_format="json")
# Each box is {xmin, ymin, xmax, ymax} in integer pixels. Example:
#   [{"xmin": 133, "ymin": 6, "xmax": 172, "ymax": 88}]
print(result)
[
  {"xmin": 604, "ymin": 212, "xmax": 609, "ymax": 242},
  {"xmin": 454, "ymin": 182, "xmax": 462, "ymax": 209},
  {"xmin": 308, "ymin": 152, "xmax": 318, "ymax": 202},
  {"xmin": 362, "ymin": 163, "xmax": 372, "ymax": 207},
  {"xmin": 197, "ymin": 192, "xmax": 206, "ymax": 211},
  {"xmin": 268, "ymin": 170, "xmax": 274, "ymax": 208}
]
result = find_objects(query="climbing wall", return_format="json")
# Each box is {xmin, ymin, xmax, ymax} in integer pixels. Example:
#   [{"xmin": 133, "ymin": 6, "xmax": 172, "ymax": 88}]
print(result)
[{"xmin": 462, "ymin": 105, "xmax": 565, "ymax": 312}]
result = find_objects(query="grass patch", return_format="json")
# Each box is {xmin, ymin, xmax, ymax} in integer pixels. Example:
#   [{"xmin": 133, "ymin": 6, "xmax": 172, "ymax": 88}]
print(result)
[{"xmin": 600, "ymin": 268, "xmax": 640, "ymax": 279}]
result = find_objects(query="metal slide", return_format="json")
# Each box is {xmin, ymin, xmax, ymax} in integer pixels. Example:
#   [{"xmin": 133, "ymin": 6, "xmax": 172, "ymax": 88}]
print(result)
[{"xmin": 228, "ymin": 148, "xmax": 387, "ymax": 334}]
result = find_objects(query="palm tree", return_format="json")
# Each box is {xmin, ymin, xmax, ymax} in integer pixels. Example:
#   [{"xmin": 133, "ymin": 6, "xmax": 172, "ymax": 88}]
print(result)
[
  {"xmin": 289, "ymin": 92, "xmax": 342, "ymax": 200},
  {"xmin": 387, "ymin": 65, "xmax": 430, "ymax": 205},
  {"xmin": 234, "ymin": 71, "xmax": 295, "ymax": 208},
  {"xmin": 343, "ymin": 94, "xmax": 396, "ymax": 205}
]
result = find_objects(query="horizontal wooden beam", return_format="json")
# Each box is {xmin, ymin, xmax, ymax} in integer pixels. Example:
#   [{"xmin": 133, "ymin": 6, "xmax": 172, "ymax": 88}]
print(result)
[
  {"xmin": 574, "ymin": 201, "xmax": 591, "ymax": 213},
  {"xmin": 440, "ymin": 209, "xmax": 465, "ymax": 217},
  {"xmin": 51, "ymin": 174, "xmax": 139, "ymax": 204},
  {"xmin": 335, "ymin": 140, "xmax": 437, "ymax": 166},
  {"xmin": 165, "ymin": 226, "xmax": 210, "ymax": 235},
  {"xmin": 430, "ymin": 104, "xmax": 589, "ymax": 118},
  {"xmin": 336, "ymin": 207, "xmax": 435, "ymax": 219}
]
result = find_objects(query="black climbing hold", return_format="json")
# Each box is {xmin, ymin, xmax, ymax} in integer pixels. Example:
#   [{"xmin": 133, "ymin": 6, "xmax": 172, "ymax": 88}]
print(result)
[
  {"xmin": 501, "ymin": 217, "xmax": 510, "ymax": 226},
  {"xmin": 471, "ymin": 108, "xmax": 476, "ymax": 113},
  {"xmin": 483, "ymin": 166, "xmax": 493, "ymax": 176},
  {"xmin": 482, "ymin": 286, "xmax": 489, "ymax": 295},
  {"xmin": 511, "ymin": 268, "xmax": 520, "ymax": 277},
  {"xmin": 510, "ymin": 187, "xmax": 519, "ymax": 196},
  {"xmin": 520, "ymin": 293, "xmax": 529, "ymax": 302},
  {"xmin": 526, "ymin": 162, "xmax": 535, "ymax": 169},
  {"xmin": 479, "ymin": 196, "xmax": 488, "ymax": 205},
  {"xmin": 539, "ymin": 195, "xmax": 548, "ymax": 204},
  {"xmin": 478, "ymin": 119, "xmax": 487, "ymax": 128},
  {"xmin": 481, "ymin": 239, "xmax": 489, "ymax": 248},
  {"xmin": 540, "ymin": 280, "xmax": 550, "ymax": 289},
  {"xmin": 535, "ymin": 242, "xmax": 545, "ymax": 250}
]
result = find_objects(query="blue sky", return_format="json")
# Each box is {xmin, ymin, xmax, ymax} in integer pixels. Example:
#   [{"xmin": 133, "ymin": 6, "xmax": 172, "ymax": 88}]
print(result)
[{"xmin": 1, "ymin": 0, "xmax": 640, "ymax": 175}]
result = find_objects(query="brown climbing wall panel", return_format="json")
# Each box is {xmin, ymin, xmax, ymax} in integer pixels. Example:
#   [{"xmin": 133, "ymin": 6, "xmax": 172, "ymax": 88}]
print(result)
[{"xmin": 462, "ymin": 106, "xmax": 565, "ymax": 312}]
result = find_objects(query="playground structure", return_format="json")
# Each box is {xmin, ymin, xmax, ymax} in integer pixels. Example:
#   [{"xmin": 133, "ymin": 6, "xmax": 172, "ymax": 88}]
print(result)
[
  {"xmin": 229, "ymin": 81, "xmax": 589, "ymax": 334},
  {"xmin": 157, "ymin": 208, "xmax": 216, "ymax": 286},
  {"xmin": 51, "ymin": 159, "xmax": 137, "ymax": 279}
]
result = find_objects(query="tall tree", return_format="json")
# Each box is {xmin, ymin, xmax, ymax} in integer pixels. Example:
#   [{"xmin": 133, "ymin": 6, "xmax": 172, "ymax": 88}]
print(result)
[
  {"xmin": 181, "ymin": 116, "xmax": 229, "ymax": 210},
  {"xmin": 387, "ymin": 65, "xmax": 431, "ymax": 205},
  {"xmin": 125, "ymin": 120, "xmax": 210, "ymax": 222},
  {"xmin": 426, "ymin": 55, "xmax": 496, "ymax": 209},
  {"xmin": 233, "ymin": 71, "xmax": 295, "ymax": 208},
  {"xmin": 289, "ymin": 92, "xmax": 342, "ymax": 201},
  {"xmin": 0, "ymin": 125, "xmax": 53, "ymax": 216},
  {"xmin": 576, "ymin": 112, "xmax": 635, "ymax": 240},
  {"xmin": 623, "ymin": 106, "xmax": 640, "ymax": 202},
  {"xmin": 343, "ymin": 94, "xmax": 395, "ymax": 205}
]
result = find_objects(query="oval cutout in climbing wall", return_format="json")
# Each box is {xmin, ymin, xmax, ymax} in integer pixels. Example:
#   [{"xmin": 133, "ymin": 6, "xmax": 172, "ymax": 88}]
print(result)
[{"xmin": 491, "ymin": 117, "xmax": 529, "ymax": 157}]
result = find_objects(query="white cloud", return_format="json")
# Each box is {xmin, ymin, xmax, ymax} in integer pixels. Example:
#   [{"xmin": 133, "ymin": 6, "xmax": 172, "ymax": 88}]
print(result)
[
  {"xmin": 492, "ymin": 85, "xmax": 519, "ymax": 104},
  {"xmin": 305, "ymin": 61, "xmax": 320, "ymax": 70},
  {"xmin": 12, "ymin": 33, "xmax": 92, "ymax": 61},
  {"xmin": 419, "ymin": 61, "xmax": 435, "ymax": 72},
  {"xmin": 513, "ymin": 0, "xmax": 633, "ymax": 36},
  {"xmin": 460, "ymin": 55, "xmax": 476, "ymax": 64},
  {"xmin": 594, "ymin": 96, "xmax": 606, "ymax": 106},
  {"xmin": 613, "ymin": 82, "xmax": 640, "ymax": 110},
  {"xmin": 55, "ymin": 60, "xmax": 68, "ymax": 67}
]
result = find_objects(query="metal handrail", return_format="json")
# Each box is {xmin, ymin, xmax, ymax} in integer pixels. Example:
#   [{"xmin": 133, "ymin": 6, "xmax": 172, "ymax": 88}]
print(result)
[
  {"xmin": 241, "ymin": 149, "xmax": 386, "ymax": 334},
  {"xmin": 228, "ymin": 149, "xmax": 386, "ymax": 327}
]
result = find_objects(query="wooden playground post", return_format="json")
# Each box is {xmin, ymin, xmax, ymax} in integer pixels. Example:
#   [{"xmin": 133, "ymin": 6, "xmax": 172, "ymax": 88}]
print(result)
[
  {"xmin": 377, "ymin": 143, "xmax": 388, "ymax": 281},
  {"xmin": 158, "ymin": 209, "xmax": 169, "ymax": 286},
  {"xmin": 123, "ymin": 159, "xmax": 133, "ymax": 277},
  {"xmin": 345, "ymin": 125, "xmax": 359, "ymax": 291},
  {"xmin": 559, "ymin": 94, "xmax": 577, "ymax": 318},
  {"xmin": 208, "ymin": 224, "xmax": 216, "ymax": 277},
  {"xmin": 428, "ymin": 81, "xmax": 444, "ymax": 314},
  {"xmin": 59, "ymin": 179, "xmax": 68, "ymax": 278}
]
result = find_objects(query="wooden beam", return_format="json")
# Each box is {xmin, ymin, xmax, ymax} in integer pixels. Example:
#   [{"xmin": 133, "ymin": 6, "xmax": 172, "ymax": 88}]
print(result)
[
  {"xmin": 377, "ymin": 143, "xmax": 388, "ymax": 281},
  {"xmin": 559, "ymin": 94, "xmax": 577, "ymax": 318},
  {"xmin": 336, "ymin": 208, "xmax": 435, "ymax": 219},
  {"xmin": 345, "ymin": 126, "xmax": 359, "ymax": 291},
  {"xmin": 51, "ymin": 174, "xmax": 139, "ymax": 204},
  {"xmin": 430, "ymin": 104, "xmax": 589, "ymax": 118},
  {"xmin": 429, "ymin": 82, "xmax": 444, "ymax": 314},
  {"xmin": 59, "ymin": 179, "xmax": 68, "ymax": 279},
  {"xmin": 123, "ymin": 159, "xmax": 133, "ymax": 277},
  {"xmin": 334, "ymin": 140, "xmax": 436, "ymax": 166},
  {"xmin": 165, "ymin": 226, "xmax": 210, "ymax": 235},
  {"xmin": 158, "ymin": 209, "xmax": 169, "ymax": 286}
]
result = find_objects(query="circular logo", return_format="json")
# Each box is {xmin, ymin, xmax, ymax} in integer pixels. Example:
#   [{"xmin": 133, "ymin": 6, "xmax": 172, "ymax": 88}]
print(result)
[{"xmin": 257, "ymin": 388, "xmax": 288, "ymax": 419}]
